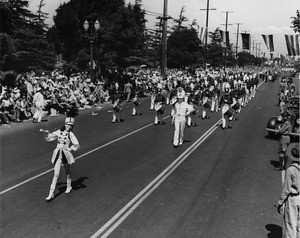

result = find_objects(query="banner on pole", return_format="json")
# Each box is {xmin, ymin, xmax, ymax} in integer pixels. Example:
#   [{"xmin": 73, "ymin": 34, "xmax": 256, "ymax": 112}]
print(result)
[
  {"xmin": 219, "ymin": 30, "xmax": 230, "ymax": 46},
  {"xmin": 241, "ymin": 33, "xmax": 251, "ymax": 50},
  {"xmin": 199, "ymin": 27, "xmax": 207, "ymax": 45},
  {"xmin": 262, "ymin": 34, "xmax": 274, "ymax": 52},
  {"xmin": 284, "ymin": 34, "xmax": 300, "ymax": 56}
]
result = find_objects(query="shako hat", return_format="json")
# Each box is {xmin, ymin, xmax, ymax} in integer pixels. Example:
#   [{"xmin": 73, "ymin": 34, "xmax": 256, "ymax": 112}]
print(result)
[
  {"xmin": 65, "ymin": 117, "xmax": 74, "ymax": 125},
  {"xmin": 177, "ymin": 87, "xmax": 185, "ymax": 99}
]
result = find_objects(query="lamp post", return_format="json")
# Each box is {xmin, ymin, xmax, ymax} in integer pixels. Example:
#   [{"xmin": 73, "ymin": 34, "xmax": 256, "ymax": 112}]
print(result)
[{"xmin": 83, "ymin": 19, "xmax": 100, "ymax": 81}]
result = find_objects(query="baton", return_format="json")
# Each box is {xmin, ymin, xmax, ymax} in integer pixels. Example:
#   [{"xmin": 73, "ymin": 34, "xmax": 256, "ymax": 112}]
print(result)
[{"xmin": 39, "ymin": 129, "xmax": 49, "ymax": 133}]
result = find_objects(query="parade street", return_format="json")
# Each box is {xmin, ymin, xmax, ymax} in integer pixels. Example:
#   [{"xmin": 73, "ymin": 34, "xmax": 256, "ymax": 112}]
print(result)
[{"xmin": 0, "ymin": 77, "xmax": 295, "ymax": 238}]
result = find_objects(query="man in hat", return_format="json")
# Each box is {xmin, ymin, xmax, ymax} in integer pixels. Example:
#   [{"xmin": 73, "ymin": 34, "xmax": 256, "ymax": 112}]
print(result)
[
  {"xmin": 277, "ymin": 142, "xmax": 300, "ymax": 238},
  {"xmin": 276, "ymin": 112, "xmax": 292, "ymax": 171},
  {"xmin": 172, "ymin": 87, "xmax": 193, "ymax": 147}
]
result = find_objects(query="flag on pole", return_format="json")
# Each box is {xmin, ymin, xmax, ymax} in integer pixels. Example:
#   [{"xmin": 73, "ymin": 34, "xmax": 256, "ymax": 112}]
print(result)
[
  {"xmin": 199, "ymin": 27, "xmax": 207, "ymax": 45},
  {"xmin": 241, "ymin": 33, "xmax": 251, "ymax": 50},
  {"xmin": 262, "ymin": 34, "xmax": 274, "ymax": 52},
  {"xmin": 219, "ymin": 30, "xmax": 230, "ymax": 46},
  {"xmin": 284, "ymin": 34, "xmax": 300, "ymax": 56}
]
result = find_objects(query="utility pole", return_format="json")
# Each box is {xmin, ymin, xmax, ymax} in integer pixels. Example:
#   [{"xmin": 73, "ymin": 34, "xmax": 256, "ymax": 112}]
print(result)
[
  {"xmin": 234, "ymin": 23, "xmax": 242, "ymax": 56},
  {"xmin": 158, "ymin": 0, "xmax": 171, "ymax": 79},
  {"xmin": 221, "ymin": 11, "xmax": 233, "ymax": 68},
  {"xmin": 200, "ymin": 0, "xmax": 216, "ymax": 69}
]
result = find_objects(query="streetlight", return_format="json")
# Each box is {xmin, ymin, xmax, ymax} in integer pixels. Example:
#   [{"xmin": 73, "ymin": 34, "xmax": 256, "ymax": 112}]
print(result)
[{"xmin": 83, "ymin": 19, "xmax": 100, "ymax": 80}]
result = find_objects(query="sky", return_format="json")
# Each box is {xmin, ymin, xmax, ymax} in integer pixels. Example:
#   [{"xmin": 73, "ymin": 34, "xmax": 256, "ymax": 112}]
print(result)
[{"xmin": 28, "ymin": 0, "xmax": 300, "ymax": 57}]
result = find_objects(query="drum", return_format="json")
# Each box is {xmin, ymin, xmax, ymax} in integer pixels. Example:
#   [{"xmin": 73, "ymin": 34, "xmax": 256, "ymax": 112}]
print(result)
[
  {"xmin": 203, "ymin": 98, "xmax": 212, "ymax": 108},
  {"xmin": 113, "ymin": 102, "xmax": 123, "ymax": 112},
  {"xmin": 156, "ymin": 105, "xmax": 166, "ymax": 114},
  {"xmin": 225, "ymin": 107, "xmax": 235, "ymax": 117},
  {"xmin": 189, "ymin": 105, "xmax": 198, "ymax": 115},
  {"xmin": 133, "ymin": 97, "xmax": 142, "ymax": 106},
  {"xmin": 231, "ymin": 102, "xmax": 240, "ymax": 111}
]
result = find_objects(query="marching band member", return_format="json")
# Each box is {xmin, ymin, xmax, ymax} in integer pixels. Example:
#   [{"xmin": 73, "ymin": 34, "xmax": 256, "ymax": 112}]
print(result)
[
  {"xmin": 169, "ymin": 88, "xmax": 178, "ymax": 124},
  {"xmin": 201, "ymin": 86, "xmax": 212, "ymax": 119},
  {"xmin": 149, "ymin": 87, "xmax": 156, "ymax": 110},
  {"xmin": 132, "ymin": 91, "xmax": 142, "ymax": 116},
  {"xmin": 230, "ymin": 86, "xmax": 239, "ymax": 121},
  {"xmin": 186, "ymin": 90, "xmax": 199, "ymax": 127},
  {"xmin": 220, "ymin": 88, "xmax": 233, "ymax": 129},
  {"xmin": 111, "ymin": 89, "xmax": 124, "ymax": 123},
  {"xmin": 172, "ymin": 87, "xmax": 193, "ymax": 147},
  {"xmin": 154, "ymin": 87, "xmax": 166, "ymax": 125},
  {"xmin": 42, "ymin": 115, "xmax": 80, "ymax": 201}
]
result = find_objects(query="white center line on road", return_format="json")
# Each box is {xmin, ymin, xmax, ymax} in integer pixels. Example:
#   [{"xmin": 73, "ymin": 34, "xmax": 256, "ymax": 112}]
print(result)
[
  {"xmin": 90, "ymin": 81, "xmax": 266, "ymax": 238},
  {"xmin": 90, "ymin": 119, "xmax": 222, "ymax": 238},
  {"xmin": 0, "ymin": 121, "xmax": 162, "ymax": 195}
]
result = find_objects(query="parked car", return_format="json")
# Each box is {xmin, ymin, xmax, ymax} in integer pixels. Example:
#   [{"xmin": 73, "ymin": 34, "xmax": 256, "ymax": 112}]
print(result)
[{"xmin": 266, "ymin": 96, "xmax": 300, "ymax": 138}]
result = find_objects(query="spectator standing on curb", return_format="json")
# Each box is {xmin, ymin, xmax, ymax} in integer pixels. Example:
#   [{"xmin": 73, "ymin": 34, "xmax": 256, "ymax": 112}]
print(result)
[
  {"xmin": 276, "ymin": 113, "xmax": 292, "ymax": 171},
  {"xmin": 277, "ymin": 142, "xmax": 300, "ymax": 238}
]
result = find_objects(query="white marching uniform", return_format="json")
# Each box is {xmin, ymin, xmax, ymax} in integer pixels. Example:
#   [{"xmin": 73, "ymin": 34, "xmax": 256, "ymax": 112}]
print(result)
[
  {"xmin": 172, "ymin": 99, "xmax": 193, "ymax": 147},
  {"xmin": 45, "ymin": 130, "xmax": 80, "ymax": 165},
  {"xmin": 44, "ymin": 124, "xmax": 80, "ymax": 201}
]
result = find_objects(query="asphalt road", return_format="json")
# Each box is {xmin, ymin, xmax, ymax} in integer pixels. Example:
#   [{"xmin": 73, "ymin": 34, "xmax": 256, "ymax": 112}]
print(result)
[{"xmin": 0, "ymin": 77, "xmax": 296, "ymax": 238}]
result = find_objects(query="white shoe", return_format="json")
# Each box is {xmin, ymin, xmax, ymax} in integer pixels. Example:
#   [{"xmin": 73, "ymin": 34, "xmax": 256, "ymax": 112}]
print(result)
[
  {"xmin": 65, "ymin": 186, "xmax": 72, "ymax": 194},
  {"xmin": 46, "ymin": 191, "xmax": 54, "ymax": 201},
  {"xmin": 179, "ymin": 141, "xmax": 183, "ymax": 145}
]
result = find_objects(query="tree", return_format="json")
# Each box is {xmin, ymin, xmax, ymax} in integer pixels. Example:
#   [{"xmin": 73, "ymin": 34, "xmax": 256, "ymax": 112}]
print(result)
[
  {"xmin": 50, "ymin": 0, "xmax": 147, "ymax": 71},
  {"xmin": 0, "ymin": 0, "xmax": 55, "ymax": 73},
  {"xmin": 167, "ymin": 28, "xmax": 201, "ymax": 68},
  {"xmin": 291, "ymin": 10, "xmax": 300, "ymax": 33}
]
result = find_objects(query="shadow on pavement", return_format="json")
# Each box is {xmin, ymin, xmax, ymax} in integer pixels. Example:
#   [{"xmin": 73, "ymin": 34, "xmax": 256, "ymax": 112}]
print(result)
[{"xmin": 265, "ymin": 224, "xmax": 282, "ymax": 238}]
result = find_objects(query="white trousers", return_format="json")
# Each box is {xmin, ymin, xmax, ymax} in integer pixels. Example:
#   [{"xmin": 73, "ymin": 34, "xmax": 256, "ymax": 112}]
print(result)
[
  {"xmin": 282, "ymin": 195, "xmax": 300, "ymax": 238},
  {"xmin": 173, "ymin": 116, "xmax": 186, "ymax": 146},
  {"xmin": 222, "ymin": 105, "xmax": 229, "ymax": 128}
]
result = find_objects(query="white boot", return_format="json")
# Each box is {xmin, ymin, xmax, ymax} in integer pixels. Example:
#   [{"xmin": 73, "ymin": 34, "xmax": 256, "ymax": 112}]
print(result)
[
  {"xmin": 46, "ymin": 185, "xmax": 55, "ymax": 201},
  {"xmin": 65, "ymin": 179, "xmax": 72, "ymax": 194}
]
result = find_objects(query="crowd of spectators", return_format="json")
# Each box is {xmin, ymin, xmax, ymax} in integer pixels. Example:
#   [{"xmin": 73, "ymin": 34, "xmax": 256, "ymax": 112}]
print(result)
[{"xmin": 0, "ymin": 65, "xmax": 295, "ymax": 126}]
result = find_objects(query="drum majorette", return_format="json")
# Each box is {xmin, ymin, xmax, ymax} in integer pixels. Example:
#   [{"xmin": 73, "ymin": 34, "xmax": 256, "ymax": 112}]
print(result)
[
  {"xmin": 42, "ymin": 116, "xmax": 80, "ymax": 201},
  {"xmin": 172, "ymin": 87, "xmax": 193, "ymax": 147}
]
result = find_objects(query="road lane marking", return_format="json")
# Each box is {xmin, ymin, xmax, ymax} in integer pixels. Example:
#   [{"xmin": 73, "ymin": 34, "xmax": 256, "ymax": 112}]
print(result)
[
  {"xmin": 91, "ymin": 81, "xmax": 266, "ymax": 237},
  {"xmin": 0, "ymin": 81, "xmax": 265, "ymax": 195},
  {"xmin": 90, "ymin": 119, "xmax": 222, "ymax": 238},
  {"xmin": 0, "ymin": 121, "xmax": 162, "ymax": 195},
  {"xmin": 0, "ymin": 82, "xmax": 265, "ymax": 195}
]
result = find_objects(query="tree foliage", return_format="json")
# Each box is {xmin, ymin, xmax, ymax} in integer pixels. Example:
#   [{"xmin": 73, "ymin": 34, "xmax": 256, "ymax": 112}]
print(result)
[
  {"xmin": 167, "ymin": 28, "xmax": 201, "ymax": 68},
  {"xmin": 49, "ymin": 0, "xmax": 147, "ymax": 70},
  {"xmin": 291, "ymin": 10, "xmax": 300, "ymax": 33},
  {"xmin": 0, "ymin": 0, "xmax": 55, "ymax": 73}
]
